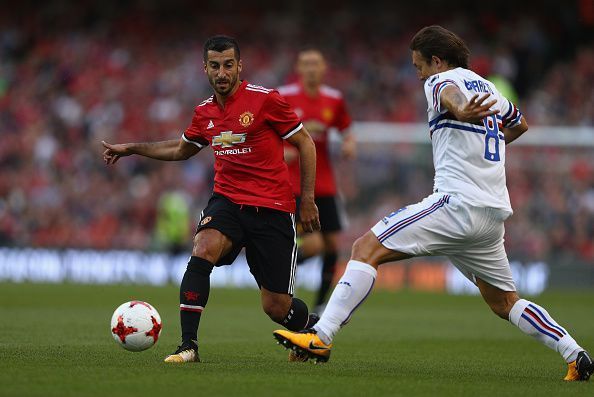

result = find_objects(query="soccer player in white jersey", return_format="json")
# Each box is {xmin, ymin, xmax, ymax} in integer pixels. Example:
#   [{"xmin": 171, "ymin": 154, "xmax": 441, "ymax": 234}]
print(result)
[{"xmin": 272, "ymin": 25, "xmax": 593, "ymax": 381}]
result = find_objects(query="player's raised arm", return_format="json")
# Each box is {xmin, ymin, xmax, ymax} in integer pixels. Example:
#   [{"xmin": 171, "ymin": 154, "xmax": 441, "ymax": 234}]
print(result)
[
  {"xmin": 102, "ymin": 138, "xmax": 201, "ymax": 165},
  {"xmin": 286, "ymin": 127, "xmax": 320, "ymax": 232},
  {"xmin": 440, "ymin": 87, "xmax": 499, "ymax": 124}
]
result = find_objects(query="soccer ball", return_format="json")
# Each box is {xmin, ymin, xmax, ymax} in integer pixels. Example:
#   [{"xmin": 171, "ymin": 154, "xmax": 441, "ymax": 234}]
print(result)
[{"xmin": 110, "ymin": 301, "xmax": 162, "ymax": 352}]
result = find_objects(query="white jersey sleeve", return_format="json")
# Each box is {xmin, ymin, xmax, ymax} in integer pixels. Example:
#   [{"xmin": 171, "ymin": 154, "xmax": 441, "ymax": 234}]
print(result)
[
  {"xmin": 424, "ymin": 75, "xmax": 460, "ymax": 114},
  {"xmin": 423, "ymin": 68, "xmax": 523, "ymax": 214}
]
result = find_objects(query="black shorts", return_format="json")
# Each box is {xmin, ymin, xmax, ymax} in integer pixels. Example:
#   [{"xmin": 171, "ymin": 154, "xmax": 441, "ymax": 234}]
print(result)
[
  {"xmin": 196, "ymin": 194, "xmax": 297, "ymax": 295},
  {"xmin": 296, "ymin": 195, "xmax": 342, "ymax": 233}
]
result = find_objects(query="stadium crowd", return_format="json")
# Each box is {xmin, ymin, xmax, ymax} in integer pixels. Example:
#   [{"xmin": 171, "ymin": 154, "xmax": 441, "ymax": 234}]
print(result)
[{"xmin": 1, "ymin": 1, "xmax": 593, "ymax": 266}]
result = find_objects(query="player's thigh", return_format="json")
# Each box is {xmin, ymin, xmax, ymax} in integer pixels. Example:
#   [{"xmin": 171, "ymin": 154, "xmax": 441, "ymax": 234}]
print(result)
[
  {"xmin": 321, "ymin": 231, "xmax": 339, "ymax": 253},
  {"xmin": 300, "ymin": 231, "xmax": 324, "ymax": 258},
  {"xmin": 193, "ymin": 194, "xmax": 244, "ymax": 265},
  {"xmin": 447, "ymin": 228, "xmax": 516, "ymax": 293},
  {"xmin": 370, "ymin": 193, "xmax": 463, "ymax": 257},
  {"xmin": 243, "ymin": 208, "xmax": 297, "ymax": 295}
]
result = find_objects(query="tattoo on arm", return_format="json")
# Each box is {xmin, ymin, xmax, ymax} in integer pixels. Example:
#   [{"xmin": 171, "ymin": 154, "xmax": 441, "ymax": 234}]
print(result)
[{"xmin": 442, "ymin": 89, "xmax": 467, "ymax": 113}]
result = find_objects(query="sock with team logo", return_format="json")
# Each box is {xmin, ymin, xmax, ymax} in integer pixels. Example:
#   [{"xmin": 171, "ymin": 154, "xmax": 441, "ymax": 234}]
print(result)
[
  {"xmin": 180, "ymin": 256, "xmax": 214, "ymax": 343},
  {"xmin": 509, "ymin": 299, "xmax": 582, "ymax": 363},
  {"xmin": 313, "ymin": 260, "xmax": 377, "ymax": 344},
  {"xmin": 314, "ymin": 251, "xmax": 338, "ymax": 308},
  {"xmin": 281, "ymin": 297, "xmax": 309, "ymax": 331}
]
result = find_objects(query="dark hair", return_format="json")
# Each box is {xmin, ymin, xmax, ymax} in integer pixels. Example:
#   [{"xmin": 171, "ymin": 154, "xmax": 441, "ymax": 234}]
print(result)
[
  {"xmin": 203, "ymin": 35, "xmax": 240, "ymax": 62},
  {"xmin": 410, "ymin": 25, "xmax": 470, "ymax": 69},
  {"xmin": 298, "ymin": 45, "xmax": 323, "ymax": 55}
]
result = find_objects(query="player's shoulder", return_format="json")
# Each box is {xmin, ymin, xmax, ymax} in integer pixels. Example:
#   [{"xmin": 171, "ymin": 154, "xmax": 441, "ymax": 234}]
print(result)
[
  {"xmin": 424, "ymin": 73, "xmax": 441, "ymax": 91},
  {"xmin": 197, "ymin": 95, "xmax": 214, "ymax": 107},
  {"xmin": 277, "ymin": 83, "xmax": 301, "ymax": 97},
  {"xmin": 245, "ymin": 83, "xmax": 275, "ymax": 95},
  {"xmin": 424, "ymin": 69, "xmax": 470, "ymax": 96},
  {"xmin": 319, "ymin": 84, "xmax": 343, "ymax": 99},
  {"xmin": 193, "ymin": 95, "xmax": 215, "ymax": 116}
]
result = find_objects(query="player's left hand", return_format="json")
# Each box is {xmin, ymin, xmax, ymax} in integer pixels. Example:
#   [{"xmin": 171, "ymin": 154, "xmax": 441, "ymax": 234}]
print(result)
[
  {"xmin": 102, "ymin": 141, "xmax": 132, "ymax": 165},
  {"xmin": 299, "ymin": 198, "xmax": 320, "ymax": 233},
  {"xmin": 459, "ymin": 93, "xmax": 499, "ymax": 123}
]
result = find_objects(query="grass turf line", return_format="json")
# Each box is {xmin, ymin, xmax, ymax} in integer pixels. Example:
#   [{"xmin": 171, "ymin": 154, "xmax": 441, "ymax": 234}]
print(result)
[{"xmin": 0, "ymin": 283, "xmax": 593, "ymax": 397}]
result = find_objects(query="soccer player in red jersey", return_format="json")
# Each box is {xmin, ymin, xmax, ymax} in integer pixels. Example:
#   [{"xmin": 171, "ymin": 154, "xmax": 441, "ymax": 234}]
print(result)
[
  {"xmin": 102, "ymin": 35, "xmax": 320, "ymax": 363},
  {"xmin": 278, "ymin": 48, "xmax": 355, "ymax": 313}
]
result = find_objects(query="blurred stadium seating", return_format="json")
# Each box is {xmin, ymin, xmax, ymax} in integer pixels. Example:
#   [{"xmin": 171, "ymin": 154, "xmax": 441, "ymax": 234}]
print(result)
[{"xmin": 1, "ymin": 1, "xmax": 593, "ymax": 288}]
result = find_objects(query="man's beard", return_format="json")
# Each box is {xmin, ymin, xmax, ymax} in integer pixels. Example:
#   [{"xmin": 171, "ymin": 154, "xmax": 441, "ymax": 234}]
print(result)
[{"xmin": 211, "ymin": 76, "xmax": 236, "ymax": 96}]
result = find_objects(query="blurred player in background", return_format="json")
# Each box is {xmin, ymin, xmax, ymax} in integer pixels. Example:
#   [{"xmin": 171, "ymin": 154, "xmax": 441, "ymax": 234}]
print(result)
[
  {"xmin": 278, "ymin": 47, "xmax": 355, "ymax": 314},
  {"xmin": 154, "ymin": 190, "xmax": 191, "ymax": 256},
  {"xmin": 273, "ymin": 26, "xmax": 594, "ymax": 381},
  {"xmin": 103, "ymin": 35, "xmax": 320, "ymax": 363}
]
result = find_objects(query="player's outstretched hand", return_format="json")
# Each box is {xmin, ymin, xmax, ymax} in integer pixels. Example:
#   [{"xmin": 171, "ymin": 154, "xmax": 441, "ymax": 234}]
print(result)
[
  {"xmin": 459, "ymin": 93, "xmax": 499, "ymax": 124},
  {"xmin": 102, "ymin": 141, "xmax": 132, "ymax": 165},
  {"xmin": 299, "ymin": 198, "xmax": 320, "ymax": 233}
]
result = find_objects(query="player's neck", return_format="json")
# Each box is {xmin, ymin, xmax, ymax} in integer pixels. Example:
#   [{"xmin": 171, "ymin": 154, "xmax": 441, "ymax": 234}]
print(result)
[
  {"xmin": 214, "ymin": 80, "xmax": 242, "ymax": 107},
  {"xmin": 302, "ymin": 82, "xmax": 320, "ymax": 97}
]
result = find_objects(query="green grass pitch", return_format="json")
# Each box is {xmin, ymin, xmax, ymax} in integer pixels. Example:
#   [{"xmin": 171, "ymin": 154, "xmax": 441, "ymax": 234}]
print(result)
[{"xmin": 1, "ymin": 282, "xmax": 593, "ymax": 397}]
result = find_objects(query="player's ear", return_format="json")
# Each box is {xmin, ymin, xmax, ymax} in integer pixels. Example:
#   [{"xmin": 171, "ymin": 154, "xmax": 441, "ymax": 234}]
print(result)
[
  {"xmin": 203, "ymin": 62, "xmax": 207, "ymax": 74},
  {"xmin": 431, "ymin": 55, "xmax": 441, "ymax": 67},
  {"xmin": 237, "ymin": 59, "xmax": 242, "ymax": 73}
]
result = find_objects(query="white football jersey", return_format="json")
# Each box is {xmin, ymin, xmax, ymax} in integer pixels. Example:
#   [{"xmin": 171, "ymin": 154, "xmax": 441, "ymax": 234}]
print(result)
[{"xmin": 423, "ymin": 67, "xmax": 523, "ymax": 214}]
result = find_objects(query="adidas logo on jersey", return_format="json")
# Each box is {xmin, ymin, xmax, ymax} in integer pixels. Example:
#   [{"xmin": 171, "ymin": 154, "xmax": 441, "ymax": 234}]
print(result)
[{"xmin": 207, "ymin": 120, "xmax": 214, "ymax": 129}]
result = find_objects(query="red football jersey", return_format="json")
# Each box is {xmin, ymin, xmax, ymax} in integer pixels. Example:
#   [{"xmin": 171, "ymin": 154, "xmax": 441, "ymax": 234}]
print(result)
[
  {"xmin": 278, "ymin": 82, "xmax": 352, "ymax": 196},
  {"xmin": 182, "ymin": 81, "xmax": 303, "ymax": 213}
]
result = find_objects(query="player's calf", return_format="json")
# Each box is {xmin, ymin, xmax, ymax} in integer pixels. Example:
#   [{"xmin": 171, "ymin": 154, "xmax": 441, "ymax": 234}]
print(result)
[{"xmin": 262, "ymin": 292, "xmax": 309, "ymax": 331}]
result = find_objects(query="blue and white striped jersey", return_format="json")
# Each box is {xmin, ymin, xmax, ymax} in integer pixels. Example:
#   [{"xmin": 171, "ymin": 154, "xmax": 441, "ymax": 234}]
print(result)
[{"xmin": 423, "ymin": 67, "xmax": 522, "ymax": 214}]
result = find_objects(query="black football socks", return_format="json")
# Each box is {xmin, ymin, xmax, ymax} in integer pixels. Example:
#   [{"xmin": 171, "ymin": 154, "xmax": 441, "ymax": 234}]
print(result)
[
  {"xmin": 179, "ymin": 256, "xmax": 214, "ymax": 343},
  {"xmin": 282, "ymin": 297, "xmax": 309, "ymax": 331}
]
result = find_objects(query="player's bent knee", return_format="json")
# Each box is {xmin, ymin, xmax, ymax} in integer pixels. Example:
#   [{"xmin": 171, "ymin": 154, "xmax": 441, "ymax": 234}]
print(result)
[
  {"xmin": 191, "ymin": 245, "xmax": 218, "ymax": 264},
  {"xmin": 351, "ymin": 232, "xmax": 379, "ymax": 262},
  {"xmin": 191, "ymin": 229, "xmax": 231, "ymax": 263},
  {"xmin": 351, "ymin": 231, "xmax": 409, "ymax": 267}
]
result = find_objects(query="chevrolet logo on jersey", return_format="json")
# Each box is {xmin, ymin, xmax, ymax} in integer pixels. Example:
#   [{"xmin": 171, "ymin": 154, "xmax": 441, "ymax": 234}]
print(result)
[{"xmin": 212, "ymin": 131, "xmax": 246, "ymax": 148}]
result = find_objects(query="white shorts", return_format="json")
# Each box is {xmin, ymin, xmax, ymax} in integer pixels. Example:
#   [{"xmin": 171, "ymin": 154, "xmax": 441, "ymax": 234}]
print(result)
[{"xmin": 371, "ymin": 193, "xmax": 516, "ymax": 291}]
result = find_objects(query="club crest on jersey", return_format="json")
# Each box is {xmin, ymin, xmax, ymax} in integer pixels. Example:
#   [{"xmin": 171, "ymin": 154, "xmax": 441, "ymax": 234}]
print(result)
[
  {"xmin": 239, "ymin": 111, "xmax": 254, "ymax": 127},
  {"xmin": 212, "ymin": 131, "xmax": 246, "ymax": 148},
  {"xmin": 200, "ymin": 216, "xmax": 212, "ymax": 226},
  {"xmin": 322, "ymin": 108, "xmax": 334, "ymax": 122}
]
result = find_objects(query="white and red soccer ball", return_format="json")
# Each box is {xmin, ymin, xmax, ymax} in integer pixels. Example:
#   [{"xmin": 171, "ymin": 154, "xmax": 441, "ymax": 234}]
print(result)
[{"xmin": 110, "ymin": 301, "xmax": 162, "ymax": 352}]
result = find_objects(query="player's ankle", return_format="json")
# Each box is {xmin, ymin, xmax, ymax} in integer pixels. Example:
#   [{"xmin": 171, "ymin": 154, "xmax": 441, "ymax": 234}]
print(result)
[{"xmin": 313, "ymin": 326, "xmax": 332, "ymax": 345}]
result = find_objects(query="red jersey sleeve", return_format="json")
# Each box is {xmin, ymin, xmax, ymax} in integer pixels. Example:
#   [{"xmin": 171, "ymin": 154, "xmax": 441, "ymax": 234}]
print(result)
[
  {"xmin": 334, "ymin": 97, "xmax": 352, "ymax": 133},
  {"xmin": 182, "ymin": 108, "xmax": 210, "ymax": 147},
  {"xmin": 264, "ymin": 91, "xmax": 303, "ymax": 139}
]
